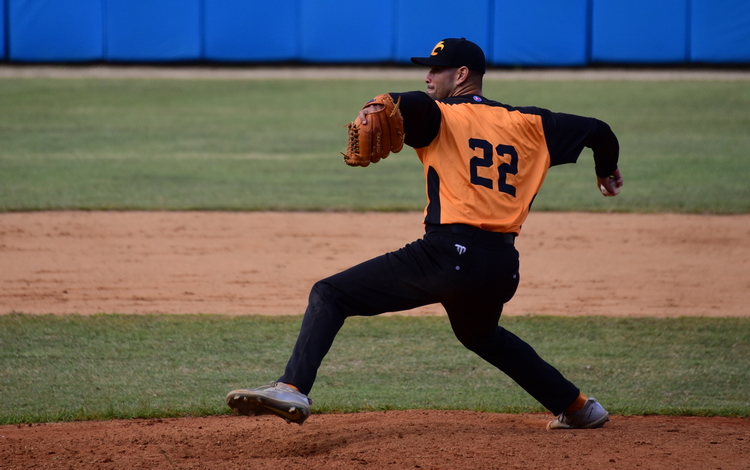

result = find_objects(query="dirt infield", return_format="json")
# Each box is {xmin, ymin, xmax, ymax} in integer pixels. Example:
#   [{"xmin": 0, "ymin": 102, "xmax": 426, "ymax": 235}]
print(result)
[
  {"xmin": 2, "ymin": 211, "xmax": 748, "ymax": 317},
  {"xmin": 1, "ymin": 211, "xmax": 749, "ymax": 469}
]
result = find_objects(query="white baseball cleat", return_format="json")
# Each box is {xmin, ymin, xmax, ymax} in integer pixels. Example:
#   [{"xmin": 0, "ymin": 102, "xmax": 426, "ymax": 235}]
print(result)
[
  {"xmin": 226, "ymin": 382, "xmax": 312, "ymax": 425},
  {"xmin": 548, "ymin": 397, "xmax": 610, "ymax": 430}
]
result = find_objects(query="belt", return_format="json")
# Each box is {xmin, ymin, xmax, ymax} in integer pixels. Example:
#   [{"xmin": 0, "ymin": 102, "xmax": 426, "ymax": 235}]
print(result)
[{"xmin": 426, "ymin": 224, "xmax": 516, "ymax": 245}]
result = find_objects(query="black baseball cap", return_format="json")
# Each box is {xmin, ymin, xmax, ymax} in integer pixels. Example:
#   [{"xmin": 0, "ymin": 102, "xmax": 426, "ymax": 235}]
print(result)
[{"xmin": 410, "ymin": 38, "xmax": 486, "ymax": 74}]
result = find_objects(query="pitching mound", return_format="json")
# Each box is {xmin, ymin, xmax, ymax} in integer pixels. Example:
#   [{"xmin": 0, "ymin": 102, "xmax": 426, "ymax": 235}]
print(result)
[{"xmin": 2, "ymin": 411, "xmax": 748, "ymax": 469}]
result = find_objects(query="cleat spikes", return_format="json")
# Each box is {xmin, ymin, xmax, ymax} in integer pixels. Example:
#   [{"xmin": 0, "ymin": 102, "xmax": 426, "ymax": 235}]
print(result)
[{"xmin": 225, "ymin": 383, "xmax": 312, "ymax": 425}]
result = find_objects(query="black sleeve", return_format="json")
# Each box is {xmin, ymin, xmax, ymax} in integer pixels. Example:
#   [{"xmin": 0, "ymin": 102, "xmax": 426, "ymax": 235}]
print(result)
[
  {"xmin": 531, "ymin": 108, "xmax": 620, "ymax": 178},
  {"xmin": 388, "ymin": 91, "xmax": 441, "ymax": 149}
]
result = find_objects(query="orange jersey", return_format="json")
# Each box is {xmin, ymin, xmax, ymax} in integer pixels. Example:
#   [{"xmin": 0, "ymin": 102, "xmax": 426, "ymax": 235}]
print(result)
[{"xmin": 392, "ymin": 92, "xmax": 619, "ymax": 235}]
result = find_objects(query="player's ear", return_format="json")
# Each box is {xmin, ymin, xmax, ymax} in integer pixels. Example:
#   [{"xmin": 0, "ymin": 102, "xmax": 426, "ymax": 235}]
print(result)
[{"xmin": 455, "ymin": 66, "xmax": 470, "ymax": 84}]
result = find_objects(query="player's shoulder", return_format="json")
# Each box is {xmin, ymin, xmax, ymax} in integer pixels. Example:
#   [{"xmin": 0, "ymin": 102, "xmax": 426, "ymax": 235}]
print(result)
[
  {"xmin": 440, "ymin": 94, "xmax": 498, "ymax": 107},
  {"xmin": 440, "ymin": 95, "xmax": 545, "ymax": 115}
]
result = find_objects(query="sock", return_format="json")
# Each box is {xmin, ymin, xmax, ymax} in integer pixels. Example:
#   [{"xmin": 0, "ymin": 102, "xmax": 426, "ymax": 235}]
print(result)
[
  {"xmin": 565, "ymin": 392, "xmax": 588, "ymax": 413},
  {"xmin": 283, "ymin": 383, "xmax": 300, "ymax": 392}
]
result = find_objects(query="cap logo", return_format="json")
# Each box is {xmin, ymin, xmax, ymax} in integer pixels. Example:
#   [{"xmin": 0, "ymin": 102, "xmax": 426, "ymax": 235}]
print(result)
[{"xmin": 430, "ymin": 41, "xmax": 445, "ymax": 56}]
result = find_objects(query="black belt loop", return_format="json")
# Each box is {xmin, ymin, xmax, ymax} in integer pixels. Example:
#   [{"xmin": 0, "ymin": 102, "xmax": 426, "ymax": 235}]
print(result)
[{"xmin": 426, "ymin": 224, "xmax": 515, "ymax": 245}]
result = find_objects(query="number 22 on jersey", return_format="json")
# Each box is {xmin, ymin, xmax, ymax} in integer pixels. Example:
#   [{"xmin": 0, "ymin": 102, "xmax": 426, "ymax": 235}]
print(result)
[{"xmin": 469, "ymin": 138, "xmax": 518, "ymax": 197}]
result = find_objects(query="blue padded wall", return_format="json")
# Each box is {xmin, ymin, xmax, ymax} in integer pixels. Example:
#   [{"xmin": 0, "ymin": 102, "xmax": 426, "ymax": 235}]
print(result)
[
  {"xmin": 105, "ymin": 0, "xmax": 201, "ymax": 62},
  {"xmin": 492, "ymin": 0, "xmax": 589, "ymax": 66},
  {"xmin": 691, "ymin": 0, "xmax": 750, "ymax": 63},
  {"xmin": 591, "ymin": 0, "xmax": 689, "ymax": 63},
  {"xmin": 0, "ymin": 0, "xmax": 5, "ymax": 60},
  {"xmin": 204, "ymin": 0, "xmax": 299, "ymax": 62},
  {"xmin": 4, "ymin": 0, "xmax": 750, "ymax": 65},
  {"xmin": 299, "ymin": 0, "xmax": 394, "ymax": 62},
  {"xmin": 395, "ymin": 0, "xmax": 491, "ymax": 65},
  {"xmin": 8, "ymin": 0, "xmax": 103, "ymax": 62}
]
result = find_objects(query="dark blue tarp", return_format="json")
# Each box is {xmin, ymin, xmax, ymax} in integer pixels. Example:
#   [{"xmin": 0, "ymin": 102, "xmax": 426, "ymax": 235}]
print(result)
[
  {"xmin": 0, "ymin": 0, "xmax": 5, "ymax": 60},
  {"xmin": 591, "ymin": 0, "xmax": 689, "ymax": 63},
  {"xmin": 395, "ymin": 0, "xmax": 491, "ymax": 65},
  {"xmin": 105, "ymin": 0, "xmax": 201, "ymax": 62},
  {"xmin": 691, "ymin": 0, "xmax": 750, "ymax": 63},
  {"xmin": 299, "ymin": 0, "xmax": 395, "ymax": 62},
  {"xmin": 204, "ymin": 0, "xmax": 299, "ymax": 62},
  {"xmin": 8, "ymin": 0, "xmax": 103, "ymax": 62},
  {"xmin": 491, "ymin": 0, "xmax": 589, "ymax": 66}
]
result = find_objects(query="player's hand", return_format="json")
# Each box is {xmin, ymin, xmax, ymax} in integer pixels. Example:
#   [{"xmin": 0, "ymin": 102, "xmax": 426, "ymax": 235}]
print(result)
[
  {"xmin": 358, "ymin": 104, "xmax": 385, "ymax": 125},
  {"xmin": 597, "ymin": 168, "xmax": 623, "ymax": 197}
]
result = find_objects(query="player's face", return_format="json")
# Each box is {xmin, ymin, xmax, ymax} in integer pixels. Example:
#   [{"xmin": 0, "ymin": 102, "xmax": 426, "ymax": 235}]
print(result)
[{"xmin": 425, "ymin": 66, "xmax": 457, "ymax": 100}]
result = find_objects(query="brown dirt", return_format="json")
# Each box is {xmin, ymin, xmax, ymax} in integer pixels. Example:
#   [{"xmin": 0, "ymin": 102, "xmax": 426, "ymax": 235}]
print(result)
[
  {"xmin": 2, "ymin": 412, "xmax": 748, "ymax": 470},
  {"xmin": 1, "ymin": 211, "xmax": 749, "ymax": 469},
  {"xmin": 2, "ymin": 211, "xmax": 749, "ymax": 317}
]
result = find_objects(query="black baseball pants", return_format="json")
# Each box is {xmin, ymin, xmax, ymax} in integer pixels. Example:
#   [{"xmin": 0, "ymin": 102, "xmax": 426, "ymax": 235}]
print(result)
[{"xmin": 278, "ymin": 224, "xmax": 580, "ymax": 415}]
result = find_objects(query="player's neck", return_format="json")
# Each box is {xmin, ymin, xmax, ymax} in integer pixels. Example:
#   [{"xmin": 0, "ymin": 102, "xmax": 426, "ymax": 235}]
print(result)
[{"xmin": 450, "ymin": 83, "xmax": 482, "ymax": 98}]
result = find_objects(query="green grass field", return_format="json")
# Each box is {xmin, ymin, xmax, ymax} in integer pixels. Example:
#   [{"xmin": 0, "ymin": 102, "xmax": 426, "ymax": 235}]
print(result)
[
  {"xmin": 1, "ymin": 74, "xmax": 748, "ymax": 424},
  {"xmin": 1, "ymin": 77, "xmax": 749, "ymax": 212},
  {"xmin": 1, "ymin": 314, "xmax": 748, "ymax": 424}
]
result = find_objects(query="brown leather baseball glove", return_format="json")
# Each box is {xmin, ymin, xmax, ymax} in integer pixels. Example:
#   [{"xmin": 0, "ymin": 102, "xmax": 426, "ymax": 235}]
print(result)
[{"xmin": 342, "ymin": 94, "xmax": 405, "ymax": 167}]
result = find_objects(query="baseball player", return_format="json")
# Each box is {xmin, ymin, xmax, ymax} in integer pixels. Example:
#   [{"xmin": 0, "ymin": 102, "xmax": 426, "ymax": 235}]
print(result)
[{"xmin": 227, "ymin": 38, "xmax": 622, "ymax": 430}]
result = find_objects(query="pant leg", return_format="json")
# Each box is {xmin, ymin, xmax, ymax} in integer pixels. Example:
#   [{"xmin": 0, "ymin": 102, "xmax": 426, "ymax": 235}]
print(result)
[
  {"xmin": 447, "ymin": 315, "xmax": 580, "ymax": 415},
  {"xmin": 279, "ymin": 236, "xmax": 447, "ymax": 395},
  {"xmin": 280, "ymin": 229, "xmax": 580, "ymax": 414},
  {"xmin": 437, "ymin": 232, "xmax": 580, "ymax": 415}
]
